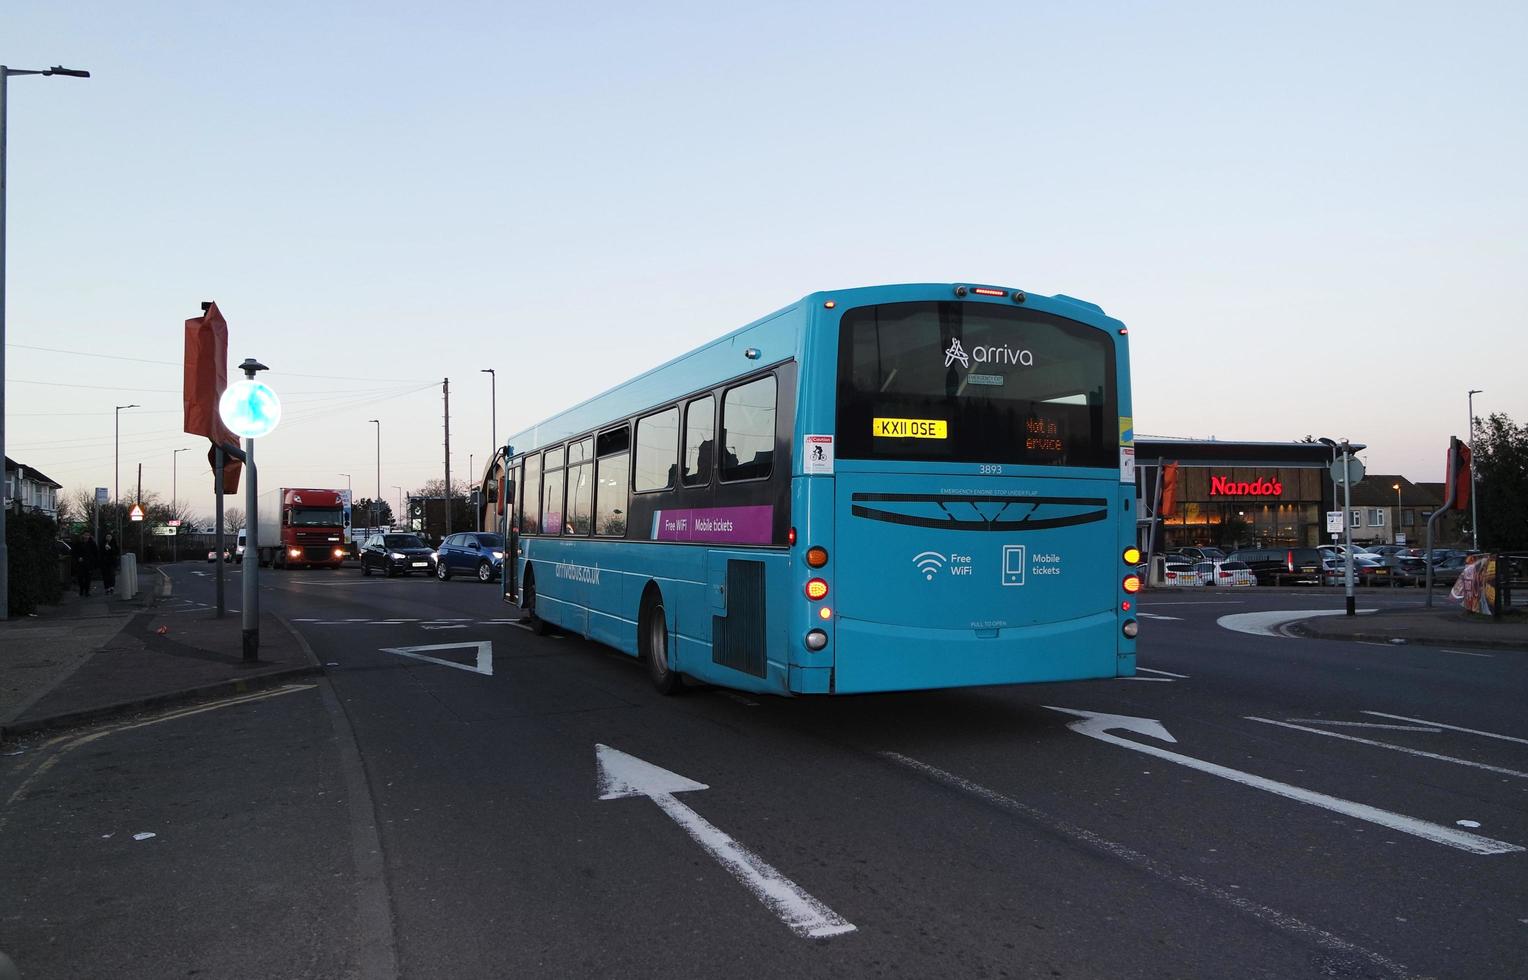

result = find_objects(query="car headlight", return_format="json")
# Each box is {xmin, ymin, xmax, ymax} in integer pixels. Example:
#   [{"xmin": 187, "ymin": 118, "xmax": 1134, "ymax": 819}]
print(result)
[
  {"xmin": 430, "ymin": 551, "xmax": 439, "ymax": 561},
  {"xmin": 390, "ymin": 552, "xmax": 404, "ymax": 559},
  {"xmin": 492, "ymin": 551, "xmax": 504, "ymax": 560}
]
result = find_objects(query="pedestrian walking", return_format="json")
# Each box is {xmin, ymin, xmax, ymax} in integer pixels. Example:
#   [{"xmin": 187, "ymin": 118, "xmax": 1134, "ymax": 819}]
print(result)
[
  {"xmin": 100, "ymin": 531, "xmax": 121, "ymax": 595},
  {"xmin": 73, "ymin": 531, "xmax": 100, "ymax": 598}
]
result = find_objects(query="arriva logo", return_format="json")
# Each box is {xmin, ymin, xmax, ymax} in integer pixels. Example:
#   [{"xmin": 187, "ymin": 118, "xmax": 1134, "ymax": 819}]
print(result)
[{"xmin": 944, "ymin": 336, "xmax": 1033, "ymax": 369}]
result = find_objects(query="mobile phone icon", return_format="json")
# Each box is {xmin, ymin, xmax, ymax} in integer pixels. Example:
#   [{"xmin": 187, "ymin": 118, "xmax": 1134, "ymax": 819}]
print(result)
[{"xmin": 1002, "ymin": 545, "xmax": 1026, "ymax": 586}]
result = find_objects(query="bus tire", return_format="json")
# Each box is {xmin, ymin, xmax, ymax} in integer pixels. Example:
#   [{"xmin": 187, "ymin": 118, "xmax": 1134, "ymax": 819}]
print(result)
[
  {"xmin": 524, "ymin": 567, "xmax": 552, "ymax": 635},
  {"xmin": 640, "ymin": 588, "xmax": 681, "ymax": 695}
]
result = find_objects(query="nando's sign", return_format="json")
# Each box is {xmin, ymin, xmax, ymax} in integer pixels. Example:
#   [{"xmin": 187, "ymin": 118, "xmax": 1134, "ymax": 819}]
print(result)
[{"xmin": 1209, "ymin": 475, "xmax": 1284, "ymax": 497}]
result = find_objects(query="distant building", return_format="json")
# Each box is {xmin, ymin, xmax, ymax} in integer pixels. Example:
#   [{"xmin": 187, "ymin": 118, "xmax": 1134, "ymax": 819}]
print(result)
[{"xmin": 3, "ymin": 456, "xmax": 63, "ymax": 520}]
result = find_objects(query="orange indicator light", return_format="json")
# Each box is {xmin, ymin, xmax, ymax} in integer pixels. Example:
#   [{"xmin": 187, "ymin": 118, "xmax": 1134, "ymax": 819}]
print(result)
[{"xmin": 1122, "ymin": 575, "xmax": 1141, "ymax": 594}]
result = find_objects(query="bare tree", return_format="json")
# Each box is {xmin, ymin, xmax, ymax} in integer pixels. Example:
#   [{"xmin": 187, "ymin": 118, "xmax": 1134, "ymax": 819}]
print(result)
[{"xmin": 223, "ymin": 507, "xmax": 246, "ymax": 534}]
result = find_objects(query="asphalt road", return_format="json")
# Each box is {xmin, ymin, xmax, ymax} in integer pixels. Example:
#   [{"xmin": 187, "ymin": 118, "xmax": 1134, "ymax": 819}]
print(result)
[{"xmin": 7, "ymin": 566, "xmax": 1526, "ymax": 979}]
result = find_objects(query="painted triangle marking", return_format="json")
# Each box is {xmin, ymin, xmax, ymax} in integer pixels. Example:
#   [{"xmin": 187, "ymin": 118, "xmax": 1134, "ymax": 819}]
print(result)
[{"xmin": 377, "ymin": 641, "xmax": 493, "ymax": 675}]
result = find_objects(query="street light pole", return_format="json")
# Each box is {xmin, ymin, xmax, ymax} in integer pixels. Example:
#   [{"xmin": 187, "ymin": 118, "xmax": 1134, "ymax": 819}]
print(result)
[
  {"xmin": 369, "ymin": 419, "xmax": 380, "ymax": 531},
  {"xmin": 0, "ymin": 64, "xmax": 88, "ymax": 620},
  {"xmin": 172, "ymin": 447, "xmax": 189, "ymax": 562},
  {"xmin": 1392, "ymin": 483, "xmax": 1402, "ymax": 545},
  {"xmin": 1468, "ymin": 389, "xmax": 1482, "ymax": 549},
  {"xmin": 393, "ymin": 485, "xmax": 403, "ymax": 523},
  {"xmin": 481, "ymin": 368, "xmax": 496, "ymax": 455},
  {"xmin": 114, "ymin": 403, "xmax": 139, "ymax": 542}
]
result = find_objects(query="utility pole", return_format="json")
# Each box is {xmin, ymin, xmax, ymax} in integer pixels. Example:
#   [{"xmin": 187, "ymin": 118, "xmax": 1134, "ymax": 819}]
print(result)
[
  {"xmin": 369, "ymin": 418, "xmax": 381, "ymax": 532},
  {"xmin": 172, "ymin": 446, "xmax": 189, "ymax": 563},
  {"xmin": 443, "ymin": 377, "xmax": 452, "ymax": 539},
  {"xmin": 1468, "ymin": 389, "xmax": 1482, "ymax": 549},
  {"xmin": 136, "ymin": 462, "xmax": 143, "ymax": 562}
]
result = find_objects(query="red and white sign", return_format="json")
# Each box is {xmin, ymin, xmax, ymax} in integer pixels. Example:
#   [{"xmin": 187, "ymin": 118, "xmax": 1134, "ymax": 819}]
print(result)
[
  {"xmin": 128, "ymin": 503, "xmax": 146, "ymax": 522},
  {"xmin": 1209, "ymin": 475, "xmax": 1283, "ymax": 497},
  {"xmin": 167, "ymin": 519, "xmax": 182, "ymax": 527}
]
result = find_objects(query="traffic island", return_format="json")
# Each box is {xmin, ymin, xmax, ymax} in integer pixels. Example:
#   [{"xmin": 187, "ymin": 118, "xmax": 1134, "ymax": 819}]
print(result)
[{"xmin": 1289, "ymin": 606, "xmax": 1528, "ymax": 651}]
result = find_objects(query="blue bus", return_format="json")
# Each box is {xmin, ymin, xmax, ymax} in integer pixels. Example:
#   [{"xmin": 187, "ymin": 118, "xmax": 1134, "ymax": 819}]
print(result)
[{"xmin": 487, "ymin": 282, "xmax": 1139, "ymax": 695}]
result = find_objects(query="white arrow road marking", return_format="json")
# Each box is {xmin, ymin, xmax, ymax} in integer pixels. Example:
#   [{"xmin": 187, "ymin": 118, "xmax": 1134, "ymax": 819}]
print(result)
[
  {"xmin": 1284, "ymin": 719, "xmax": 1440, "ymax": 732},
  {"xmin": 378, "ymin": 641, "xmax": 493, "ymax": 675},
  {"xmin": 1137, "ymin": 667, "xmax": 1190, "ymax": 679},
  {"xmin": 1363, "ymin": 712, "xmax": 1528, "ymax": 747},
  {"xmin": 1136, "ymin": 613, "xmax": 1182, "ymax": 621},
  {"xmin": 594, "ymin": 745, "xmax": 855, "ymax": 939},
  {"xmin": 1249, "ymin": 717, "xmax": 1528, "ymax": 779},
  {"xmin": 1044, "ymin": 707, "xmax": 1523, "ymax": 855}
]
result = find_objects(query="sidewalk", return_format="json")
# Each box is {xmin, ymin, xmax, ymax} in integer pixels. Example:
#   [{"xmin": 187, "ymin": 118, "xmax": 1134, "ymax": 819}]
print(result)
[
  {"xmin": 1292, "ymin": 604, "xmax": 1528, "ymax": 650},
  {"xmin": 1, "ymin": 568, "xmax": 320, "ymax": 740}
]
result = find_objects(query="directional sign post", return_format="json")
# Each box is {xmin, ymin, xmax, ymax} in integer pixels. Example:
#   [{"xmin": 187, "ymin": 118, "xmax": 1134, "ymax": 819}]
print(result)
[
  {"xmin": 595, "ymin": 745, "xmax": 856, "ymax": 939},
  {"xmin": 1044, "ymin": 706, "xmax": 1522, "ymax": 855}
]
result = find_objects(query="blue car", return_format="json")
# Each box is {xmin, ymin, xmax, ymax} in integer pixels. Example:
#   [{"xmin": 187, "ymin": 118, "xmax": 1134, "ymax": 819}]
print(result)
[{"xmin": 435, "ymin": 532, "xmax": 505, "ymax": 583}]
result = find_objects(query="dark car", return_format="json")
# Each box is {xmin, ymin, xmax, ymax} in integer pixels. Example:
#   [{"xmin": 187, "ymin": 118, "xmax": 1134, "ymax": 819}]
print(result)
[
  {"xmin": 359, "ymin": 533, "xmax": 437, "ymax": 577},
  {"xmin": 1225, "ymin": 547, "xmax": 1324, "ymax": 585},
  {"xmin": 436, "ymin": 532, "xmax": 505, "ymax": 583},
  {"xmin": 1179, "ymin": 547, "xmax": 1227, "ymax": 563}
]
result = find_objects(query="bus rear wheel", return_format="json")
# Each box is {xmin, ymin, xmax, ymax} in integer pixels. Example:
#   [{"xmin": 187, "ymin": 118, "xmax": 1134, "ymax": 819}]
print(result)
[
  {"xmin": 641, "ymin": 590, "xmax": 681, "ymax": 695},
  {"xmin": 524, "ymin": 568, "xmax": 551, "ymax": 635}
]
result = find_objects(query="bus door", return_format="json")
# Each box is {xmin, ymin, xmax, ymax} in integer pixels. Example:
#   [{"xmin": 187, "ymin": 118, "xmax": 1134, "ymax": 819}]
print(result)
[{"xmin": 502, "ymin": 459, "xmax": 520, "ymax": 604}]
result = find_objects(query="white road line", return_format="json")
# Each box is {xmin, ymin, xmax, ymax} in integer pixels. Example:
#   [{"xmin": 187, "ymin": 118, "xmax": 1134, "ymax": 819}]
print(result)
[
  {"xmin": 508, "ymin": 622, "xmax": 533, "ymax": 632},
  {"xmin": 1247, "ymin": 717, "xmax": 1528, "ymax": 779},
  {"xmin": 1440, "ymin": 648, "xmax": 1496, "ymax": 658},
  {"xmin": 1118, "ymin": 676, "xmax": 1175, "ymax": 682},
  {"xmin": 881, "ymin": 751, "xmax": 1423, "ymax": 979},
  {"xmin": 1284, "ymin": 719, "xmax": 1441, "ymax": 732},
  {"xmin": 1136, "ymin": 613, "xmax": 1182, "ymax": 621},
  {"xmin": 1362, "ymin": 712, "xmax": 1528, "ymax": 747},
  {"xmin": 1137, "ymin": 667, "xmax": 1189, "ymax": 678}
]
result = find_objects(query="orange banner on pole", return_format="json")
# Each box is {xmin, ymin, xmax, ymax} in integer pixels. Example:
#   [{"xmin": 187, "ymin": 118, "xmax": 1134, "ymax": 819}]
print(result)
[
  {"xmin": 183, "ymin": 302, "xmax": 243, "ymax": 493},
  {"xmin": 1160, "ymin": 461, "xmax": 1180, "ymax": 515}
]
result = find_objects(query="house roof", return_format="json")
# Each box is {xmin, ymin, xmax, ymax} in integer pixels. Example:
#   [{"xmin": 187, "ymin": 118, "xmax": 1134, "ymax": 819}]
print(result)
[{"xmin": 4, "ymin": 456, "xmax": 63, "ymax": 490}]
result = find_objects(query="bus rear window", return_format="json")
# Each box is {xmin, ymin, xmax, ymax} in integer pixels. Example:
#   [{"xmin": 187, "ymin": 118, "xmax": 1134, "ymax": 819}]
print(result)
[{"xmin": 835, "ymin": 301, "xmax": 1116, "ymax": 467}]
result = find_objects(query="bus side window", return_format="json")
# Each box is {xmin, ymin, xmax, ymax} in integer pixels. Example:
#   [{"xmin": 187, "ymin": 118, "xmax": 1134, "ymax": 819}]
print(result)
[
  {"xmin": 683, "ymin": 395, "xmax": 715, "ymax": 486},
  {"xmin": 720, "ymin": 375, "xmax": 776, "ymax": 482},
  {"xmin": 634, "ymin": 406, "xmax": 679, "ymax": 492}
]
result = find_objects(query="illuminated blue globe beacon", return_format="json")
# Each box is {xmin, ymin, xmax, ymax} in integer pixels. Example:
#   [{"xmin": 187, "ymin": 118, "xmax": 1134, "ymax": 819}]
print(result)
[{"xmin": 219, "ymin": 380, "xmax": 282, "ymax": 438}]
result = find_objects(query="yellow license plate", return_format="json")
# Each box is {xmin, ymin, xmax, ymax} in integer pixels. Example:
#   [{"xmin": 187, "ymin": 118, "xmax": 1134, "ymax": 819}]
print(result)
[{"xmin": 872, "ymin": 417, "xmax": 948, "ymax": 439}]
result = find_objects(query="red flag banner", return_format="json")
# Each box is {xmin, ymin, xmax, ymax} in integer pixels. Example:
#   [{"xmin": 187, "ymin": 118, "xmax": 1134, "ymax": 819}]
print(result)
[
  {"xmin": 183, "ymin": 302, "xmax": 243, "ymax": 493},
  {"xmin": 1160, "ymin": 461, "xmax": 1180, "ymax": 515}
]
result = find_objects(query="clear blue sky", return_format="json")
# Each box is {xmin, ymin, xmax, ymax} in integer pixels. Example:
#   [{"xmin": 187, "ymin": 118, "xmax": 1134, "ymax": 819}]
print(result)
[{"xmin": 6, "ymin": 0, "xmax": 1525, "ymax": 521}]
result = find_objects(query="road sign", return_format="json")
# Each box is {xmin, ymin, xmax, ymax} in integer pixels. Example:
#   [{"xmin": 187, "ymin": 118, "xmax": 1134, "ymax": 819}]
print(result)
[
  {"xmin": 167, "ymin": 519, "xmax": 182, "ymax": 527},
  {"xmin": 1329, "ymin": 456, "xmax": 1365, "ymax": 485},
  {"xmin": 151, "ymin": 525, "xmax": 176, "ymax": 536},
  {"xmin": 128, "ymin": 503, "xmax": 145, "ymax": 522},
  {"xmin": 95, "ymin": 487, "xmax": 109, "ymax": 503},
  {"xmin": 1395, "ymin": 533, "xmax": 1407, "ymax": 545},
  {"xmin": 1326, "ymin": 511, "xmax": 1344, "ymax": 534}
]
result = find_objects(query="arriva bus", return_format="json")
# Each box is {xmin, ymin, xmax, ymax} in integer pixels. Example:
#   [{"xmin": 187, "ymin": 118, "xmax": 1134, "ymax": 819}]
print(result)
[{"xmin": 484, "ymin": 283, "xmax": 1139, "ymax": 695}]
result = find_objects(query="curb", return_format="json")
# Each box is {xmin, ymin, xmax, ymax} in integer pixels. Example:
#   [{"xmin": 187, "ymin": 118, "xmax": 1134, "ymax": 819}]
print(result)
[
  {"xmin": 0, "ymin": 616, "xmax": 325, "ymax": 743},
  {"xmin": 1288, "ymin": 622, "xmax": 1528, "ymax": 652},
  {"xmin": 0, "ymin": 664, "xmax": 322, "ymax": 741}
]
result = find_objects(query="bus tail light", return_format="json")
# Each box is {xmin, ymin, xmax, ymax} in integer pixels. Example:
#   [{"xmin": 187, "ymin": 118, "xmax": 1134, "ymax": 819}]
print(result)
[
  {"xmin": 1123, "ymin": 546, "xmax": 1141, "ymax": 564},
  {"xmin": 806, "ymin": 546, "xmax": 829, "ymax": 568},
  {"xmin": 804, "ymin": 629, "xmax": 828, "ymax": 651},
  {"xmin": 1122, "ymin": 620, "xmax": 1139, "ymax": 638},
  {"xmin": 818, "ymin": 606, "xmax": 832, "ymax": 620},
  {"xmin": 805, "ymin": 578, "xmax": 829, "ymax": 601},
  {"xmin": 788, "ymin": 526, "xmax": 797, "ymax": 546},
  {"xmin": 1122, "ymin": 575, "xmax": 1141, "ymax": 594}
]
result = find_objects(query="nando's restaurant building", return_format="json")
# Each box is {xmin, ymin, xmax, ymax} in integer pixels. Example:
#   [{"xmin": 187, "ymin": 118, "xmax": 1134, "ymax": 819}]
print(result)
[{"xmin": 1134, "ymin": 438, "xmax": 1338, "ymax": 550}]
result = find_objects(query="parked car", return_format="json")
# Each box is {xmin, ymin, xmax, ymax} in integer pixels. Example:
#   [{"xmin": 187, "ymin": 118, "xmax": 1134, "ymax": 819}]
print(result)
[
  {"xmin": 1429, "ymin": 554, "xmax": 1475, "ymax": 586},
  {"xmin": 1195, "ymin": 560, "xmax": 1257, "ymax": 587},
  {"xmin": 206, "ymin": 547, "xmax": 234, "ymax": 563},
  {"xmin": 1179, "ymin": 547, "xmax": 1228, "ymax": 564},
  {"xmin": 1225, "ymin": 547, "xmax": 1324, "ymax": 585},
  {"xmin": 359, "ymin": 532, "xmax": 437, "ymax": 577},
  {"xmin": 435, "ymin": 532, "xmax": 505, "ymax": 583},
  {"xmin": 1367, "ymin": 545, "xmax": 1409, "ymax": 560},
  {"xmin": 1163, "ymin": 562, "xmax": 1204, "ymax": 587}
]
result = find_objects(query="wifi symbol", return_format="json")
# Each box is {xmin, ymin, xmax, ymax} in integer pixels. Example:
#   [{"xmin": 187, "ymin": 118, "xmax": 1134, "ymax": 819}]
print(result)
[{"xmin": 912, "ymin": 551, "xmax": 947, "ymax": 581}]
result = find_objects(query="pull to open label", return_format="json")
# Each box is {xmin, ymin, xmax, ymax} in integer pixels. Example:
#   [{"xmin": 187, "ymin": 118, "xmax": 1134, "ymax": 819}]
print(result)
[{"xmin": 872, "ymin": 418, "xmax": 948, "ymax": 439}]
